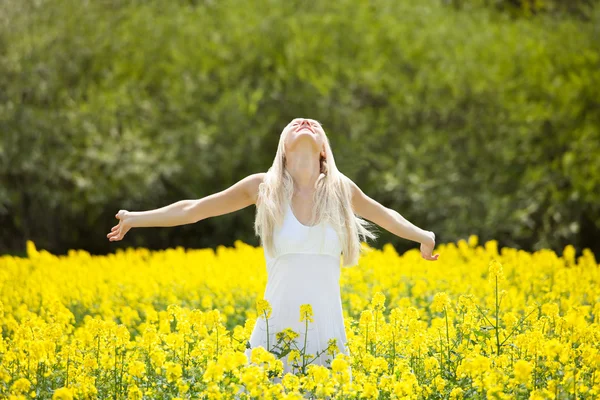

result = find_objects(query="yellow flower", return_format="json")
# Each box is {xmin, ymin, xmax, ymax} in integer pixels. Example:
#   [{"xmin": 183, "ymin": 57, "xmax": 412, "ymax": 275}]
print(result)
[
  {"xmin": 204, "ymin": 309, "xmax": 221, "ymax": 326},
  {"xmin": 468, "ymin": 234, "xmax": 478, "ymax": 247},
  {"xmin": 149, "ymin": 349, "xmax": 167, "ymax": 368},
  {"xmin": 503, "ymin": 311, "xmax": 518, "ymax": 331},
  {"xmin": 485, "ymin": 239, "xmax": 499, "ymax": 256},
  {"xmin": 127, "ymin": 384, "xmax": 143, "ymax": 400},
  {"xmin": 11, "ymin": 378, "xmax": 31, "ymax": 394},
  {"xmin": 276, "ymin": 327, "xmax": 299, "ymax": 342},
  {"xmin": 203, "ymin": 361, "xmax": 224, "ymax": 383},
  {"xmin": 513, "ymin": 359, "xmax": 533, "ymax": 384},
  {"xmin": 431, "ymin": 292, "xmax": 451, "ymax": 313},
  {"xmin": 128, "ymin": 360, "xmax": 146, "ymax": 378},
  {"xmin": 250, "ymin": 346, "xmax": 275, "ymax": 365},
  {"xmin": 52, "ymin": 387, "xmax": 74, "ymax": 400},
  {"xmin": 362, "ymin": 381, "xmax": 379, "ymax": 399},
  {"xmin": 411, "ymin": 279, "xmax": 428, "ymax": 298},
  {"xmin": 541, "ymin": 302, "xmax": 560, "ymax": 318},
  {"xmin": 288, "ymin": 350, "xmax": 301, "ymax": 365},
  {"xmin": 371, "ymin": 292, "xmax": 386, "ymax": 311},
  {"xmin": 331, "ymin": 355, "xmax": 349, "ymax": 373},
  {"xmin": 165, "ymin": 361, "xmax": 182, "ymax": 383},
  {"xmin": 241, "ymin": 365, "xmax": 263, "ymax": 390},
  {"xmin": 10, "ymin": 378, "xmax": 31, "ymax": 394},
  {"xmin": 256, "ymin": 299, "xmax": 272, "ymax": 319},
  {"xmin": 449, "ymin": 387, "xmax": 464, "ymax": 399},
  {"xmin": 307, "ymin": 364, "xmax": 330, "ymax": 384},
  {"xmin": 530, "ymin": 389, "xmax": 555, "ymax": 400},
  {"xmin": 282, "ymin": 373, "xmax": 300, "ymax": 392},
  {"xmin": 563, "ymin": 244, "xmax": 576, "ymax": 265},
  {"xmin": 543, "ymin": 339, "xmax": 563, "ymax": 359},
  {"xmin": 216, "ymin": 351, "xmax": 234, "ymax": 371},
  {"xmin": 488, "ymin": 259, "xmax": 505, "ymax": 284},
  {"xmin": 327, "ymin": 338, "xmax": 339, "ymax": 356},
  {"xmin": 360, "ymin": 310, "xmax": 373, "ymax": 325},
  {"xmin": 434, "ymin": 375, "xmax": 446, "ymax": 391},
  {"xmin": 177, "ymin": 378, "xmax": 189, "ymax": 394},
  {"xmin": 299, "ymin": 304, "xmax": 314, "ymax": 323},
  {"xmin": 424, "ymin": 356, "xmax": 440, "ymax": 372},
  {"xmin": 26, "ymin": 240, "xmax": 39, "ymax": 258}
]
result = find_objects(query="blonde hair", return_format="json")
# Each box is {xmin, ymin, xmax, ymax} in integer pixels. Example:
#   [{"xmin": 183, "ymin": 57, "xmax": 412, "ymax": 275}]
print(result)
[{"xmin": 254, "ymin": 121, "xmax": 378, "ymax": 267}]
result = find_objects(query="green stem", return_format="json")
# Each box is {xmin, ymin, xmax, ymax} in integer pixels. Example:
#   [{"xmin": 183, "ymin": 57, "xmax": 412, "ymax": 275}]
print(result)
[
  {"xmin": 302, "ymin": 319, "xmax": 309, "ymax": 374},
  {"xmin": 374, "ymin": 311, "xmax": 378, "ymax": 356},
  {"xmin": 499, "ymin": 308, "xmax": 537, "ymax": 347},
  {"xmin": 495, "ymin": 275, "xmax": 501, "ymax": 356},
  {"xmin": 113, "ymin": 340, "xmax": 117, "ymax": 400},
  {"xmin": 472, "ymin": 301, "xmax": 496, "ymax": 329},
  {"xmin": 444, "ymin": 307, "xmax": 451, "ymax": 374},
  {"xmin": 264, "ymin": 311, "xmax": 270, "ymax": 351}
]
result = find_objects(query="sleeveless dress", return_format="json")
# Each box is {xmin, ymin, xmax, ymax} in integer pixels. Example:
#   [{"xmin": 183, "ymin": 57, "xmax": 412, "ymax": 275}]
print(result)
[{"xmin": 246, "ymin": 203, "xmax": 348, "ymax": 374}]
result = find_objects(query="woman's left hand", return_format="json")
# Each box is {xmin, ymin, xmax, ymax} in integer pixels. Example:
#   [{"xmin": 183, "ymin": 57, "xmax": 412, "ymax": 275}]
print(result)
[{"xmin": 420, "ymin": 231, "xmax": 440, "ymax": 261}]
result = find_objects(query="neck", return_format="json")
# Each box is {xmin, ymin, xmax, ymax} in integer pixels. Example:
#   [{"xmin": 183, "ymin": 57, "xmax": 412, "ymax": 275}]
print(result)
[{"xmin": 286, "ymin": 146, "xmax": 321, "ymax": 193}]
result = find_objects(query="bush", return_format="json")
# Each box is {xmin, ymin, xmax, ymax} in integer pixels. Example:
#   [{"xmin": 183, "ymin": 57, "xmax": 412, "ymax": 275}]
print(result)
[{"xmin": 1, "ymin": 0, "xmax": 598, "ymax": 257}]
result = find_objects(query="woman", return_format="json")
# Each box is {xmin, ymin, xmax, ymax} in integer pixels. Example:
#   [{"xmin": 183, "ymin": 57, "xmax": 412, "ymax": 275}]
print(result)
[{"xmin": 107, "ymin": 118, "xmax": 439, "ymax": 374}]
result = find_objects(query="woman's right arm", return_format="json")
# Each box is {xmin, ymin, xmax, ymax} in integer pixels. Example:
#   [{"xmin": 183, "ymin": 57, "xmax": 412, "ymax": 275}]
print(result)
[{"xmin": 107, "ymin": 172, "xmax": 265, "ymax": 241}]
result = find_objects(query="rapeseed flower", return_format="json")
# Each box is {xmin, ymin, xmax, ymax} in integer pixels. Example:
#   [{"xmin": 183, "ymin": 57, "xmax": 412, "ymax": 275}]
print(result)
[
  {"xmin": 299, "ymin": 304, "xmax": 314, "ymax": 323},
  {"xmin": 256, "ymin": 299, "xmax": 272, "ymax": 319},
  {"xmin": 51, "ymin": 387, "xmax": 74, "ymax": 400},
  {"xmin": 10, "ymin": 378, "xmax": 31, "ymax": 394},
  {"xmin": 431, "ymin": 292, "xmax": 451, "ymax": 313},
  {"xmin": 1, "ymin": 239, "xmax": 597, "ymax": 398},
  {"xmin": 488, "ymin": 258, "xmax": 505, "ymax": 284},
  {"xmin": 513, "ymin": 359, "xmax": 533, "ymax": 384}
]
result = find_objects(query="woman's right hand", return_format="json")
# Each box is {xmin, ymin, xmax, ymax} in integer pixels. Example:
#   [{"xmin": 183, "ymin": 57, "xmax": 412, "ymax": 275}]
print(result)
[{"xmin": 107, "ymin": 210, "xmax": 132, "ymax": 241}]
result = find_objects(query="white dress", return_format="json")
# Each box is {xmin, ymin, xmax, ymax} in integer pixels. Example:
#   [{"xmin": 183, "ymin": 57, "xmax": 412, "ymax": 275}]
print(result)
[{"xmin": 246, "ymin": 203, "xmax": 348, "ymax": 373}]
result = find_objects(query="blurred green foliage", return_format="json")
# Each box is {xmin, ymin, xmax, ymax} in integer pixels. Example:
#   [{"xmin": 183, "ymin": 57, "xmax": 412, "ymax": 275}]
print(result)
[
  {"xmin": 1, "ymin": 0, "xmax": 599, "ymax": 258},
  {"xmin": 448, "ymin": 0, "xmax": 596, "ymax": 18}
]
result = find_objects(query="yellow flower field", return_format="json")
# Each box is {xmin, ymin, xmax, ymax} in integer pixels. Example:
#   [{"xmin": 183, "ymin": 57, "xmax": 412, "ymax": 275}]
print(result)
[{"xmin": 0, "ymin": 237, "xmax": 599, "ymax": 399}]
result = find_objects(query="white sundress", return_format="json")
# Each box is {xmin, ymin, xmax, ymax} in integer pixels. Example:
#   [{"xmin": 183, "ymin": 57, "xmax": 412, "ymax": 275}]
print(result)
[{"xmin": 245, "ymin": 202, "xmax": 348, "ymax": 374}]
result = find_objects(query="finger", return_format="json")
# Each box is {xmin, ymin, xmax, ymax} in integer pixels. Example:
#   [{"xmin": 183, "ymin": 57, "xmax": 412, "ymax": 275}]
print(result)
[{"xmin": 111, "ymin": 225, "xmax": 119, "ymax": 231}]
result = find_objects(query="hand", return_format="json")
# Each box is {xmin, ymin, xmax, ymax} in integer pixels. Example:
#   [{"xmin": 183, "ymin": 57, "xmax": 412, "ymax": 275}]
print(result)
[
  {"xmin": 107, "ymin": 210, "xmax": 132, "ymax": 242},
  {"xmin": 420, "ymin": 231, "xmax": 440, "ymax": 261}
]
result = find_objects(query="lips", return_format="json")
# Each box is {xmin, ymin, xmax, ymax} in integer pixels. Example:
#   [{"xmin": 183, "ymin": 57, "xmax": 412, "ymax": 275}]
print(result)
[{"xmin": 297, "ymin": 126, "xmax": 314, "ymax": 134}]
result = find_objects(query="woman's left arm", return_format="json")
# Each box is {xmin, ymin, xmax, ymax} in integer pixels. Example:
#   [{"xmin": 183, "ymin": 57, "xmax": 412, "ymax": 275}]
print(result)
[{"xmin": 345, "ymin": 176, "xmax": 439, "ymax": 261}]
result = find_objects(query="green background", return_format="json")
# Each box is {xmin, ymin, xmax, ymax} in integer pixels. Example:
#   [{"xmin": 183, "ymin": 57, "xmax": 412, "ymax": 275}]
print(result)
[{"xmin": 1, "ymin": 0, "xmax": 599, "ymax": 259}]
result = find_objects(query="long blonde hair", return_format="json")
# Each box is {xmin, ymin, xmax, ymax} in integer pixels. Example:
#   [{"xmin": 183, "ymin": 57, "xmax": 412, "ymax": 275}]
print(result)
[{"xmin": 254, "ymin": 121, "xmax": 378, "ymax": 267}]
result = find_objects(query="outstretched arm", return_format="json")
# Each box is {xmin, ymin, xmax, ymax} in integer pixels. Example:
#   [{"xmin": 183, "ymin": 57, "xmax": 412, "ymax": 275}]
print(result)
[
  {"xmin": 107, "ymin": 172, "xmax": 265, "ymax": 242},
  {"xmin": 345, "ymin": 175, "xmax": 439, "ymax": 261}
]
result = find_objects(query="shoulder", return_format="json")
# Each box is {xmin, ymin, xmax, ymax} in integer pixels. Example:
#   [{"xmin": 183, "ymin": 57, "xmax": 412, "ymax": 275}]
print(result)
[
  {"xmin": 243, "ymin": 172, "xmax": 267, "ymax": 205},
  {"xmin": 338, "ymin": 172, "xmax": 361, "ymax": 199}
]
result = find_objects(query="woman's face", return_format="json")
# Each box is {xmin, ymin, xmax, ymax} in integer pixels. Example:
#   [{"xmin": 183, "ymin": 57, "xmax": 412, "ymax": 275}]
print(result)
[{"xmin": 283, "ymin": 118, "xmax": 326, "ymax": 157}]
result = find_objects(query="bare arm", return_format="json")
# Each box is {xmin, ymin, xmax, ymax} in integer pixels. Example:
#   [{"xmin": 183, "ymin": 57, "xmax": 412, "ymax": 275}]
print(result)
[
  {"xmin": 107, "ymin": 173, "xmax": 265, "ymax": 241},
  {"xmin": 344, "ymin": 175, "xmax": 439, "ymax": 260},
  {"xmin": 184, "ymin": 172, "xmax": 265, "ymax": 224}
]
